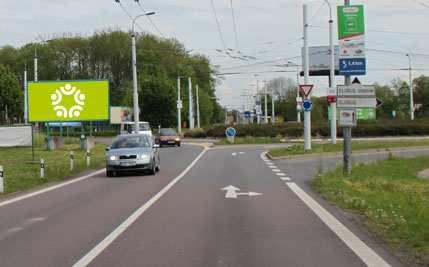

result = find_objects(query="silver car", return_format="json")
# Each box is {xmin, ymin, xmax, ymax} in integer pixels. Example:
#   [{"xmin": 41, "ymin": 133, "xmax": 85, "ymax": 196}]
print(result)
[{"xmin": 105, "ymin": 134, "xmax": 160, "ymax": 177}]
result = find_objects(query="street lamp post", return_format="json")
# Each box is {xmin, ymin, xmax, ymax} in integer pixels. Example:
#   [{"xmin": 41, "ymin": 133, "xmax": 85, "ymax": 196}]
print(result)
[
  {"xmin": 406, "ymin": 53, "xmax": 415, "ymax": 120},
  {"xmin": 131, "ymin": 11, "xmax": 156, "ymax": 132},
  {"xmin": 324, "ymin": 0, "xmax": 337, "ymax": 144}
]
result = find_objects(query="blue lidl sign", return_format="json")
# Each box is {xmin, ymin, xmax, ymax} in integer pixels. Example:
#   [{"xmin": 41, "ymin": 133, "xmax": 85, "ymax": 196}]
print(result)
[{"xmin": 339, "ymin": 58, "xmax": 366, "ymax": 75}]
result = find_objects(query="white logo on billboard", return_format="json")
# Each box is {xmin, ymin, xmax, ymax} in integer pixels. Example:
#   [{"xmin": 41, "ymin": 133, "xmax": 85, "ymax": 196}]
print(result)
[{"xmin": 51, "ymin": 83, "xmax": 86, "ymax": 118}]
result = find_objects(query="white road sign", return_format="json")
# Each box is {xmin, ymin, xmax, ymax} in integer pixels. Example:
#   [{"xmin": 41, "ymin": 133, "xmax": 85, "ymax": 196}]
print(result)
[
  {"xmin": 339, "ymin": 109, "xmax": 357, "ymax": 127},
  {"xmin": 337, "ymin": 85, "xmax": 375, "ymax": 97},
  {"xmin": 337, "ymin": 98, "xmax": 377, "ymax": 108}
]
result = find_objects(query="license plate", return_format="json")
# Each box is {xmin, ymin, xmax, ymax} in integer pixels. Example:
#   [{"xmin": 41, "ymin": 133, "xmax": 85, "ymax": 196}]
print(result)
[
  {"xmin": 168, "ymin": 141, "xmax": 175, "ymax": 144},
  {"xmin": 120, "ymin": 161, "xmax": 136, "ymax": 167}
]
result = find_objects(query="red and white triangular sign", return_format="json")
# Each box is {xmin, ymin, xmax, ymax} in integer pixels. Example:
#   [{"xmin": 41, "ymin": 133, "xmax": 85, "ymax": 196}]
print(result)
[{"xmin": 299, "ymin": 84, "xmax": 314, "ymax": 97}]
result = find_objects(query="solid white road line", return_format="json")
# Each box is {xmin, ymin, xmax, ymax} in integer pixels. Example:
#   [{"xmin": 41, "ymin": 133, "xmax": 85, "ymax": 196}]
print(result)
[
  {"xmin": 232, "ymin": 152, "xmax": 237, "ymax": 156},
  {"xmin": 286, "ymin": 182, "xmax": 390, "ymax": 267},
  {"xmin": 266, "ymin": 162, "xmax": 274, "ymax": 165},
  {"xmin": 0, "ymin": 169, "xmax": 105, "ymax": 209},
  {"xmin": 280, "ymin": 177, "xmax": 291, "ymax": 181},
  {"xmin": 73, "ymin": 148, "xmax": 208, "ymax": 267},
  {"xmin": 272, "ymin": 169, "xmax": 281, "ymax": 173},
  {"xmin": 268, "ymin": 166, "xmax": 277, "ymax": 168}
]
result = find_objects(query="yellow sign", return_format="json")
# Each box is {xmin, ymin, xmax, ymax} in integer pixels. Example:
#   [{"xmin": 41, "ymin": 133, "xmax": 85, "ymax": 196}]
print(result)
[{"xmin": 28, "ymin": 80, "xmax": 109, "ymax": 122}]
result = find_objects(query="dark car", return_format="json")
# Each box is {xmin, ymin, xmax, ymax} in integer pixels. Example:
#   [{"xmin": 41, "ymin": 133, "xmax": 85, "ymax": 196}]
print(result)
[
  {"xmin": 156, "ymin": 128, "xmax": 181, "ymax": 147},
  {"xmin": 105, "ymin": 134, "xmax": 160, "ymax": 177}
]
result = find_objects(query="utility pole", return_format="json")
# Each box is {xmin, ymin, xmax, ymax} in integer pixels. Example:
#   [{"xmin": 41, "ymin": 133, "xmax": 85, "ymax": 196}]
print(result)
[
  {"xmin": 196, "ymin": 84, "xmax": 200, "ymax": 128},
  {"xmin": 343, "ymin": 0, "xmax": 352, "ymax": 175},
  {"xmin": 271, "ymin": 92, "xmax": 275, "ymax": 124},
  {"xmin": 326, "ymin": 0, "xmax": 337, "ymax": 144},
  {"xmin": 188, "ymin": 77, "xmax": 194, "ymax": 129},
  {"xmin": 256, "ymin": 79, "xmax": 261, "ymax": 124},
  {"xmin": 264, "ymin": 81, "xmax": 268, "ymax": 124},
  {"xmin": 177, "ymin": 76, "xmax": 182, "ymax": 134},
  {"xmin": 24, "ymin": 66, "xmax": 28, "ymax": 124},
  {"xmin": 34, "ymin": 46, "xmax": 38, "ymax": 82},
  {"xmin": 407, "ymin": 53, "xmax": 415, "ymax": 120},
  {"xmin": 303, "ymin": 4, "xmax": 312, "ymax": 150},
  {"xmin": 296, "ymin": 65, "xmax": 301, "ymax": 123},
  {"xmin": 131, "ymin": 31, "xmax": 140, "ymax": 132}
]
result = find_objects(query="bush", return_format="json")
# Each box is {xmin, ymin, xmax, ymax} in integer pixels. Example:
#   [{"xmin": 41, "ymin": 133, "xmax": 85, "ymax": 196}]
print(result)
[
  {"xmin": 203, "ymin": 119, "xmax": 429, "ymax": 138},
  {"xmin": 183, "ymin": 128, "xmax": 208, "ymax": 138}
]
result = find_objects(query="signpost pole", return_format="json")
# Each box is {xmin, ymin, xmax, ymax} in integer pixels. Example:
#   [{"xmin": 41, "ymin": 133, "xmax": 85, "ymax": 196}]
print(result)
[
  {"xmin": 343, "ymin": 0, "xmax": 352, "ymax": 175},
  {"xmin": 303, "ymin": 4, "xmax": 311, "ymax": 150}
]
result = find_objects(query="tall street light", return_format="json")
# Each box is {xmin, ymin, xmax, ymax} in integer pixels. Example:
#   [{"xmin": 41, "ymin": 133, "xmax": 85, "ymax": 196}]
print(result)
[
  {"xmin": 406, "ymin": 53, "xmax": 415, "ymax": 120},
  {"xmin": 131, "ymin": 11, "xmax": 156, "ymax": 132},
  {"xmin": 324, "ymin": 0, "xmax": 337, "ymax": 144}
]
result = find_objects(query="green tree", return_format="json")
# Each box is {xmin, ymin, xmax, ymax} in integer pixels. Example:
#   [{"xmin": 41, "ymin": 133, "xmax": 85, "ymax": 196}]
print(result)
[{"xmin": 0, "ymin": 65, "xmax": 23, "ymax": 123}]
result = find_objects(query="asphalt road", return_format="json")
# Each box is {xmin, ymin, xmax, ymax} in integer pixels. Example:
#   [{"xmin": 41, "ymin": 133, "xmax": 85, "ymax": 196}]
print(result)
[{"xmin": 0, "ymin": 144, "xmax": 416, "ymax": 266}]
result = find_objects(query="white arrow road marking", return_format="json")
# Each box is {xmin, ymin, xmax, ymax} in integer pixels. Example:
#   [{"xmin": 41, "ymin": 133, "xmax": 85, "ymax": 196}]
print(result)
[
  {"xmin": 232, "ymin": 153, "xmax": 237, "ymax": 156},
  {"xmin": 222, "ymin": 185, "xmax": 262, "ymax": 199},
  {"xmin": 221, "ymin": 185, "xmax": 240, "ymax": 198}
]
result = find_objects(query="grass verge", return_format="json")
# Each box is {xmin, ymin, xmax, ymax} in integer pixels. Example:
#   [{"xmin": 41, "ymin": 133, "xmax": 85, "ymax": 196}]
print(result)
[
  {"xmin": 312, "ymin": 156, "xmax": 429, "ymax": 265},
  {"xmin": 268, "ymin": 139, "xmax": 429, "ymax": 158},
  {"xmin": 0, "ymin": 137, "xmax": 106, "ymax": 196},
  {"xmin": 215, "ymin": 136, "xmax": 286, "ymax": 145}
]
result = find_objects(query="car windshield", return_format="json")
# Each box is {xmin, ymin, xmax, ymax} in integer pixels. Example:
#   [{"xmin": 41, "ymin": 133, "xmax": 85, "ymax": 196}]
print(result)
[
  {"xmin": 159, "ymin": 128, "xmax": 177, "ymax": 136},
  {"xmin": 111, "ymin": 135, "xmax": 151, "ymax": 149},
  {"xmin": 139, "ymin": 123, "xmax": 151, "ymax": 131}
]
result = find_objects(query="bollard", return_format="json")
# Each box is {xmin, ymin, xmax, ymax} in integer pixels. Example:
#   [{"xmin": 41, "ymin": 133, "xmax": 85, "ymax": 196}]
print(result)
[
  {"xmin": 70, "ymin": 151, "xmax": 74, "ymax": 171},
  {"xmin": 86, "ymin": 149, "xmax": 91, "ymax": 167},
  {"xmin": 40, "ymin": 158, "xmax": 45, "ymax": 179},
  {"xmin": 0, "ymin": 165, "xmax": 4, "ymax": 194}
]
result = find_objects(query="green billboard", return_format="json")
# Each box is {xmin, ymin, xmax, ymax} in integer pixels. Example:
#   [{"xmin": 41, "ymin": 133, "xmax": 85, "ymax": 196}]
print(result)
[
  {"xmin": 337, "ymin": 5, "xmax": 365, "ymax": 40},
  {"xmin": 28, "ymin": 80, "xmax": 109, "ymax": 122}
]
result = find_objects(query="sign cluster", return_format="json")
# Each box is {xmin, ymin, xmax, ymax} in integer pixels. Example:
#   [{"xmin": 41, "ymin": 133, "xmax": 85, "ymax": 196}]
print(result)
[
  {"xmin": 337, "ymin": 81, "xmax": 376, "ymax": 127},
  {"xmin": 337, "ymin": 5, "xmax": 366, "ymax": 76}
]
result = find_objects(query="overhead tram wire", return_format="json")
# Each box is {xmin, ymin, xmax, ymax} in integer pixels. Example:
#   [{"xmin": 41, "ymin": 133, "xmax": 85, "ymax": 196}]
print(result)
[
  {"xmin": 114, "ymin": 0, "xmax": 145, "ymax": 32},
  {"xmin": 229, "ymin": 0, "xmax": 239, "ymax": 50},
  {"xmin": 308, "ymin": 24, "xmax": 429, "ymax": 36},
  {"xmin": 134, "ymin": 0, "xmax": 166, "ymax": 38},
  {"xmin": 412, "ymin": 0, "xmax": 429, "ymax": 8},
  {"xmin": 210, "ymin": 0, "xmax": 229, "ymax": 54}
]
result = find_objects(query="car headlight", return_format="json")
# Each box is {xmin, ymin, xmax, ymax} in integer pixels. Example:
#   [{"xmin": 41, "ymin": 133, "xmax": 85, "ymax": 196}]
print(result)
[
  {"xmin": 175, "ymin": 138, "xmax": 180, "ymax": 141},
  {"xmin": 109, "ymin": 155, "xmax": 118, "ymax": 161},
  {"xmin": 139, "ymin": 154, "xmax": 149, "ymax": 160}
]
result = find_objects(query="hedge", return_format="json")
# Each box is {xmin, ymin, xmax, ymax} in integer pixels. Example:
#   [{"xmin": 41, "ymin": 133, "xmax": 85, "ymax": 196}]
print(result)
[{"xmin": 203, "ymin": 120, "xmax": 429, "ymax": 138}]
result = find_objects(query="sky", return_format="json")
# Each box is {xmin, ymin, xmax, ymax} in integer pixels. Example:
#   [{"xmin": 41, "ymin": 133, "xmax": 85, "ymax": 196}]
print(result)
[{"xmin": 1, "ymin": 0, "xmax": 429, "ymax": 110}]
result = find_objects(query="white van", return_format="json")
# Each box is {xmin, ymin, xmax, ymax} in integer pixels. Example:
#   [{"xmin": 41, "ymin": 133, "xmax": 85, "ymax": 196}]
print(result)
[{"xmin": 122, "ymin": 122, "xmax": 152, "ymax": 137}]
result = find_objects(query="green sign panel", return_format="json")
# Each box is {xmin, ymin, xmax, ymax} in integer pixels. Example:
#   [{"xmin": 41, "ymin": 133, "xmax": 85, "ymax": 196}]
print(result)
[
  {"xmin": 337, "ymin": 5, "xmax": 365, "ymax": 39},
  {"xmin": 357, "ymin": 108, "xmax": 375, "ymax": 120},
  {"xmin": 28, "ymin": 80, "xmax": 109, "ymax": 122},
  {"xmin": 329, "ymin": 107, "xmax": 375, "ymax": 121}
]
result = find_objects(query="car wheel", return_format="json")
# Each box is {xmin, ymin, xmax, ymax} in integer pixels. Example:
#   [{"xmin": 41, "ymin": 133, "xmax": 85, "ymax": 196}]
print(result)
[
  {"xmin": 155, "ymin": 164, "xmax": 160, "ymax": 172},
  {"xmin": 177, "ymin": 142, "xmax": 181, "ymax": 147},
  {"xmin": 106, "ymin": 170, "xmax": 114, "ymax": 177},
  {"xmin": 148, "ymin": 160, "xmax": 156, "ymax": 175}
]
